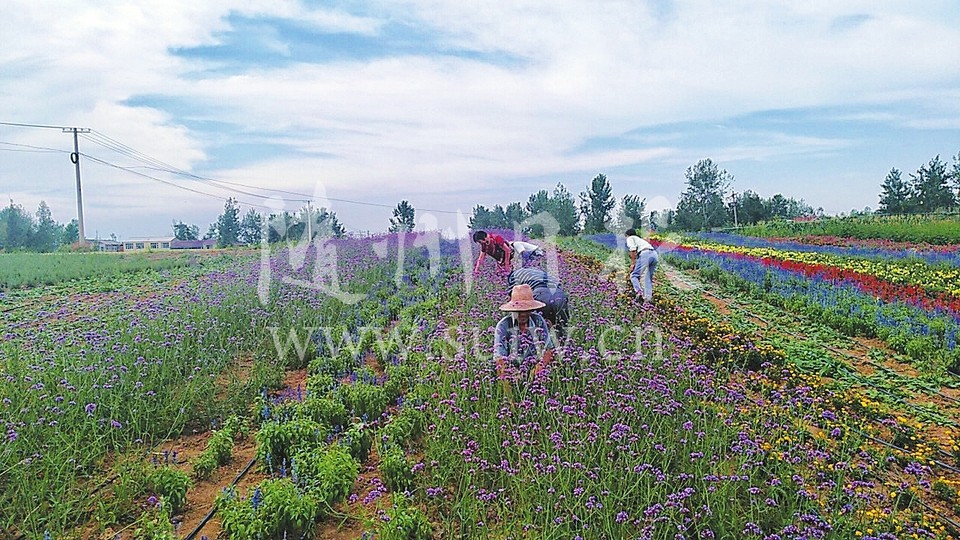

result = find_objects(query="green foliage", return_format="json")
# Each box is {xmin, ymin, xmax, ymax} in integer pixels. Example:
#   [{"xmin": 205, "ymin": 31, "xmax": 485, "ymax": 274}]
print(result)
[
  {"xmin": 217, "ymin": 479, "xmax": 320, "ymax": 540},
  {"xmin": 239, "ymin": 208, "xmax": 263, "ymax": 245},
  {"xmin": 255, "ymin": 418, "xmax": 328, "ymax": 473},
  {"xmin": 94, "ymin": 458, "xmax": 151, "ymax": 525},
  {"xmin": 306, "ymin": 373, "xmax": 337, "ymax": 395},
  {"xmin": 379, "ymin": 405, "xmax": 426, "ymax": 451},
  {"xmin": 739, "ymin": 214, "xmax": 960, "ymax": 244},
  {"xmin": 146, "ymin": 466, "xmax": 191, "ymax": 514},
  {"xmin": 377, "ymin": 494, "xmax": 433, "ymax": 540},
  {"xmin": 0, "ymin": 251, "xmax": 198, "ymax": 289},
  {"xmin": 389, "ymin": 200, "xmax": 416, "ymax": 233},
  {"xmin": 522, "ymin": 183, "xmax": 580, "ymax": 237},
  {"xmin": 675, "ymin": 158, "xmax": 732, "ymax": 231},
  {"xmin": 216, "ymin": 197, "xmax": 242, "ymax": 247},
  {"xmin": 580, "ymin": 173, "xmax": 616, "ymax": 234},
  {"xmin": 341, "ymin": 422, "xmax": 373, "ymax": 462},
  {"xmin": 302, "ymin": 395, "xmax": 349, "ymax": 429},
  {"xmin": 172, "ymin": 220, "xmax": 200, "ymax": 241},
  {"xmin": 0, "ymin": 199, "xmax": 75, "ymax": 252},
  {"xmin": 616, "ymin": 194, "xmax": 647, "ymax": 232},
  {"xmin": 192, "ymin": 416, "xmax": 244, "ymax": 479},
  {"xmin": 380, "ymin": 446, "xmax": 414, "ymax": 493},
  {"xmin": 336, "ymin": 381, "xmax": 388, "ymax": 421},
  {"xmin": 132, "ymin": 502, "xmax": 176, "ymax": 540},
  {"xmin": 293, "ymin": 445, "xmax": 359, "ymax": 507}
]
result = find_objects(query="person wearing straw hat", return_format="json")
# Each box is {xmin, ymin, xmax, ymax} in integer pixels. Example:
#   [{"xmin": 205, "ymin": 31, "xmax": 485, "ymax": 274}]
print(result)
[
  {"xmin": 494, "ymin": 284, "xmax": 556, "ymax": 378},
  {"xmin": 507, "ymin": 267, "xmax": 570, "ymax": 339}
]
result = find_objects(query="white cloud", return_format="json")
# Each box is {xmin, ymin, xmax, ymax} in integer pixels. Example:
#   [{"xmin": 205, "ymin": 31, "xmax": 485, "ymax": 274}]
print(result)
[{"xmin": 1, "ymin": 0, "xmax": 959, "ymax": 235}]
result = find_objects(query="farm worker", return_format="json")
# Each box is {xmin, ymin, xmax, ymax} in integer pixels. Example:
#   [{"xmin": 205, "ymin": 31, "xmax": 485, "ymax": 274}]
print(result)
[
  {"xmin": 472, "ymin": 230, "xmax": 512, "ymax": 273},
  {"xmin": 509, "ymin": 240, "xmax": 545, "ymax": 266},
  {"xmin": 494, "ymin": 284, "xmax": 555, "ymax": 379},
  {"xmin": 625, "ymin": 228, "xmax": 659, "ymax": 304},
  {"xmin": 507, "ymin": 267, "xmax": 570, "ymax": 339}
]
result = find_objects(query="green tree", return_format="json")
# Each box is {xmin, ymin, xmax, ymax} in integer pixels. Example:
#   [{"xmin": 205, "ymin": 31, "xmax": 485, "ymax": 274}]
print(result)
[
  {"xmin": 469, "ymin": 205, "xmax": 495, "ymax": 230},
  {"xmin": 32, "ymin": 201, "xmax": 62, "ymax": 252},
  {"xmin": 551, "ymin": 183, "xmax": 580, "ymax": 236},
  {"xmin": 173, "ymin": 220, "xmax": 200, "ymax": 241},
  {"xmin": 734, "ymin": 191, "xmax": 767, "ymax": 225},
  {"xmin": 215, "ymin": 198, "xmax": 241, "ymax": 247},
  {"xmin": 266, "ymin": 211, "xmax": 294, "ymax": 243},
  {"xmin": 524, "ymin": 191, "xmax": 551, "ymax": 237},
  {"xmin": 389, "ymin": 200, "xmax": 416, "ymax": 232},
  {"xmin": 951, "ymin": 150, "xmax": 960, "ymax": 201},
  {"xmin": 504, "ymin": 202, "xmax": 528, "ymax": 230},
  {"xmin": 878, "ymin": 168, "xmax": 912, "ymax": 214},
  {"xmin": 615, "ymin": 194, "xmax": 646, "ymax": 232},
  {"xmin": 62, "ymin": 219, "xmax": 79, "ymax": 246},
  {"xmin": 239, "ymin": 209, "xmax": 263, "ymax": 244},
  {"xmin": 310, "ymin": 207, "xmax": 346, "ymax": 238},
  {"xmin": 0, "ymin": 201, "xmax": 35, "ymax": 250},
  {"xmin": 675, "ymin": 159, "xmax": 731, "ymax": 231},
  {"xmin": 579, "ymin": 174, "xmax": 616, "ymax": 234},
  {"xmin": 910, "ymin": 155, "xmax": 956, "ymax": 212}
]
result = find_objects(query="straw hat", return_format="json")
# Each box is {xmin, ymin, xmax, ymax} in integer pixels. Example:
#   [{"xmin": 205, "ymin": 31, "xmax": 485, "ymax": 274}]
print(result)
[{"xmin": 499, "ymin": 284, "xmax": 545, "ymax": 311}]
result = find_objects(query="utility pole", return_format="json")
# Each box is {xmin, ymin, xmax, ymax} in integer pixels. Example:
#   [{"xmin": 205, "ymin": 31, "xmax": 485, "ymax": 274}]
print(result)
[
  {"xmin": 64, "ymin": 127, "xmax": 91, "ymax": 246},
  {"xmin": 305, "ymin": 200, "xmax": 313, "ymax": 241},
  {"xmin": 730, "ymin": 191, "xmax": 739, "ymax": 228}
]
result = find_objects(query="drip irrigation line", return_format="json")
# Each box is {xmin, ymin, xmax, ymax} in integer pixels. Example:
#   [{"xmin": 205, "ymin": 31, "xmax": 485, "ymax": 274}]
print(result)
[
  {"xmin": 917, "ymin": 498, "xmax": 960, "ymax": 536},
  {"xmin": 853, "ymin": 428, "xmax": 960, "ymax": 476},
  {"xmin": 181, "ymin": 455, "xmax": 257, "ymax": 540},
  {"xmin": 0, "ymin": 299, "xmax": 42, "ymax": 314}
]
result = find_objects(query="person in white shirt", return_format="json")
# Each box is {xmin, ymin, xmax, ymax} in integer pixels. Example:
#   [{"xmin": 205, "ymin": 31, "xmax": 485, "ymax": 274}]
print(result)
[{"xmin": 625, "ymin": 228, "xmax": 658, "ymax": 303}]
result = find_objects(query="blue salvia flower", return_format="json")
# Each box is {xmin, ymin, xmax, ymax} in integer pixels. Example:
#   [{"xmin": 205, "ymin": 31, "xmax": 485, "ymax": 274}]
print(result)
[{"xmin": 251, "ymin": 486, "xmax": 263, "ymax": 511}]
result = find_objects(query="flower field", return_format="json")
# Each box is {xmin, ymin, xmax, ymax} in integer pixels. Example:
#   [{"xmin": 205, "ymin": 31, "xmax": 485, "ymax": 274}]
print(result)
[{"xmin": 4, "ymin": 230, "xmax": 960, "ymax": 539}]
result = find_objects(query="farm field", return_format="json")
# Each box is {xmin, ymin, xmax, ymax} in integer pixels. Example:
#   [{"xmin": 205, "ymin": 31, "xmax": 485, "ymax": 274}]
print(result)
[{"xmin": 3, "ymin": 230, "xmax": 960, "ymax": 539}]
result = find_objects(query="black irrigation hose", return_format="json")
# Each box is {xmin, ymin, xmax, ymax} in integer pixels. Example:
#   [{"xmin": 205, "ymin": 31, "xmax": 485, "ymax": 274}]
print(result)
[
  {"xmin": 0, "ymin": 298, "xmax": 42, "ymax": 314},
  {"xmin": 853, "ymin": 428, "xmax": 960, "ymax": 476},
  {"xmin": 181, "ymin": 455, "xmax": 257, "ymax": 540}
]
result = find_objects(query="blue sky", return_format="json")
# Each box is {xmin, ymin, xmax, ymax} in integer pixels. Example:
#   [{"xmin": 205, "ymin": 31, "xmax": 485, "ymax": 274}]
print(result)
[{"xmin": 1, "ymin": 1, "xmax": 959, "ymax": 238}]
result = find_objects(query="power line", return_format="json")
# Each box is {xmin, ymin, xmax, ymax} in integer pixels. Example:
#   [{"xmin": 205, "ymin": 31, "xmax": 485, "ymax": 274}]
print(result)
[
  {"xmin": 81, "ymin": 153, "xmax": 276, "ymax": 211},
  {"xmin": 81, "ymin": 129, "xmax": 465, "ymax": 214},
  {"xmin": 0, "ymin": 121, "xmax": 74, "ymax": 130},
  {"xmin": 0, "ymin": 141, "xmax": 68, "ymax": 154},
  {"xmin": 3, "ymin": 122, "xmax": 469, "ymax": 216}
]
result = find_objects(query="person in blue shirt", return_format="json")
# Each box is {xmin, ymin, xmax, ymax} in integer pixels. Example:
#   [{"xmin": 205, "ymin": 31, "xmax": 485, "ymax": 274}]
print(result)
[{"xmin": 494, "ymin": 284, "xmax": 555, "ymax": 377}]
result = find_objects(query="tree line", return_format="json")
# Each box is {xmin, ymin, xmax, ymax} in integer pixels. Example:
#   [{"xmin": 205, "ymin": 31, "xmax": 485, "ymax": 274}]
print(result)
[
  {"xmin": 0, "ymin": 200, "xmax": 79, "ymax": 252},
  {"xmin": 461, "ymin": 161, "xmax": 815, "ymax": 235},
  {"xmin": 877, "ymin": 152, "xmax": 960, "ymax": 215},
  {"xmin": 176, "ymin": 198, "xmax": 348, "ymax": 247}
]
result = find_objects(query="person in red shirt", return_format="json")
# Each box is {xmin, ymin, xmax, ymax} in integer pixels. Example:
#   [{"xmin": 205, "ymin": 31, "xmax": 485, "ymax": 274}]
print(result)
[{"xmin": 472, "ymin": 230, "xmax": 512, "ymax": 273}]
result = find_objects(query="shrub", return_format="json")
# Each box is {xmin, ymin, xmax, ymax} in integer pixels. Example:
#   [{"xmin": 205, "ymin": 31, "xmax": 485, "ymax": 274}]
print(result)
[
  {"xmin": 146, "ymin": 466, "xmax": 191, "ymax": 514},
  {"xmin": 293, "ymin": 445, "xmax": 359, "ymax": 507},
  {"xmin": 380, "ymin": 446, "xmax": 413, "ymax": 493},
  {"xmin": 255, "ymin": 418, "xmax": 328, "ymax": 473},
  {"xmin": 377, "ymin": 494, "xmax": 432, "ymax": 540}
]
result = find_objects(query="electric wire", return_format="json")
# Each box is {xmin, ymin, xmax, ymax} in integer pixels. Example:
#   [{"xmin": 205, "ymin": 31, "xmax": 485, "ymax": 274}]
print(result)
[{"xmin": 80, "ymin": 153, "xmax": 275, "ymax": 211}]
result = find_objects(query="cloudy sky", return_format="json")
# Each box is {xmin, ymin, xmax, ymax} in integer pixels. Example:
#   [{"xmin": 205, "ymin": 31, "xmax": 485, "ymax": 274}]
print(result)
[{"xmin": 1, "ymin": 1, "xmax": 959, "ymax": 239}]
